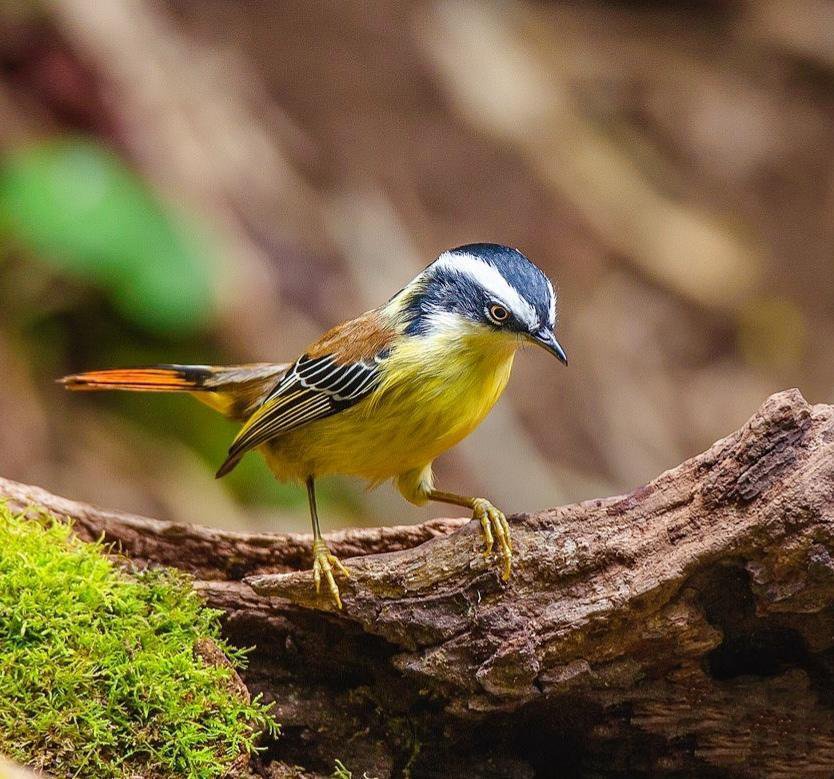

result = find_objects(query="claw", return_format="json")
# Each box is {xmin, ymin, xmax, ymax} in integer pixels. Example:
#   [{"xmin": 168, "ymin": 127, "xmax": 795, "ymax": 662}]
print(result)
[
  {"xmin": 479, "ymin": 510, "xmax": 494, "ymax": 557},
  {"xmin": 311, "ymin": 539, "xmax": 350, "ymax": 609},
  {"xmin": 472, "ymin": 498, "xmax": 513, "ymax": 581}
]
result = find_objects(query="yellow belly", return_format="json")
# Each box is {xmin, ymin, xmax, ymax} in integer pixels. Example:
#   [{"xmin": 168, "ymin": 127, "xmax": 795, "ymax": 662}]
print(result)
[{"xmin": 262, "ymin": 332, "xmax": 516, "ymax": 486}]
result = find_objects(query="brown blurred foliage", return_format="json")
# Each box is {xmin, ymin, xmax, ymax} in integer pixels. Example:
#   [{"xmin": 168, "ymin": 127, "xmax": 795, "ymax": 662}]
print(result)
[{"xmin": 0, "ymin": 0, "xmax": 832, "ymax": 533}]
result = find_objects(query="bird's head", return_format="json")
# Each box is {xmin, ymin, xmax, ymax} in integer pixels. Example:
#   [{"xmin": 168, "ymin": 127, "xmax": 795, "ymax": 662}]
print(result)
[{"xmin": 395, "ymin": 243, "xmax": 568, "ymax": 365}]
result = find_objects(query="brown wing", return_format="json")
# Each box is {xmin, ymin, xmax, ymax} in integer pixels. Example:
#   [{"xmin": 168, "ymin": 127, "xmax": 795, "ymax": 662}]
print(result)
[
  {"xmin": 215, "ymin": 311, "xmax": 395, "ymax": 477},
  {"xmin": 305, "ymin": 309, "xmax": 397, "ymax": 362}
]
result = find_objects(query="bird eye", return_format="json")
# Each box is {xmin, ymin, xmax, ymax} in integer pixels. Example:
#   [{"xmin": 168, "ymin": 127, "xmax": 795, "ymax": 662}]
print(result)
[{"xmin": 488, "ymin": 304, "xmax": 510, "ymax": 324}]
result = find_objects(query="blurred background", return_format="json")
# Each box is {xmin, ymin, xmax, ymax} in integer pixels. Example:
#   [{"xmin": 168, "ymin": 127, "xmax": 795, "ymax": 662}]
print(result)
[{"xmin": 0, "ymin": 0, "xmax": 831, "ymax": 533}]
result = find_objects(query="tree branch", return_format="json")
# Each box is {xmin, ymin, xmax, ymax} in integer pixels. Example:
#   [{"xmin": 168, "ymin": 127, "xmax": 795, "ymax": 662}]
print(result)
[{"xmin": 4, "ymin": 389, "xmax": 834, "ymax": 778}]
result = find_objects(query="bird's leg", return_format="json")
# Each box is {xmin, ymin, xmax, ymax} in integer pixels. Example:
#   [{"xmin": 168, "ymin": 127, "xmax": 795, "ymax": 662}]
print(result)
[
  {"xmin": 306, "ymin": 476, "xmax": 350, "ymax": 608},
  {"xmin": 426, "ymin": 489, "xmax": 513, "ymax": 580}
]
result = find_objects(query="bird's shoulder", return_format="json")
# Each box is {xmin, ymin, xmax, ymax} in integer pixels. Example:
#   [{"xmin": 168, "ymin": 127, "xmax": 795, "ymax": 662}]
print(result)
[{"xmin": 305, "ymin": 308, "xmax": 397, "ymax": 364}]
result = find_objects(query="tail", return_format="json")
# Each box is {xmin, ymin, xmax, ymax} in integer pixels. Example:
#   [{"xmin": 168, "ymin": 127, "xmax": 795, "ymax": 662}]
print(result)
[
  {"xmin": 59, "ymin": 363, "xmax": 289, "ymax": 421},
  {"xmin": 59, "ymin": 365, "xmax": 217, "ymax": 392}
]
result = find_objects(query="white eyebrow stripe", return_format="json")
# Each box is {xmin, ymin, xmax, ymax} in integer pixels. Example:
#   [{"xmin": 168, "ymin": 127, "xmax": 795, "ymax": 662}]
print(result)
[
  {"xmin": 433, "ymin": 251, "xmax": 539, "ymax": 329},
  {"xmin": 546, "ymin": 277, "xmax": 556, "ymax": 328}
]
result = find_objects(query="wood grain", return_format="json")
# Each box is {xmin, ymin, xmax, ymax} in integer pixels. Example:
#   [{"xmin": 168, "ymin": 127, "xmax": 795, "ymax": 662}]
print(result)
[{"xmin": 3, "ymin": 389, "xmax": 834, "ymax": 778}]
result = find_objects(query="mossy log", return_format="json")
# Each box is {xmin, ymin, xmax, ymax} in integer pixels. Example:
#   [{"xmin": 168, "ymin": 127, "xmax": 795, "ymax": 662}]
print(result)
[{"xmin": 3, "ymin": 389, "xmax": 834, "ymax": 778}]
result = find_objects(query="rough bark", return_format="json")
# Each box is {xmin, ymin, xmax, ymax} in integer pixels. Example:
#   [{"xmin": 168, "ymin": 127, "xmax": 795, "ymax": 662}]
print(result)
[{"xmin": 3, "ymin": 389, "xmax": 834, "ymax": 778}]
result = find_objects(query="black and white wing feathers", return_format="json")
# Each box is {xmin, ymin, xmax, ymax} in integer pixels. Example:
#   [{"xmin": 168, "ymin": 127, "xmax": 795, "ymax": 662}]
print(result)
[{"xmin": 216, "ymin": 350, "xmax": 387, "ymax": 476}]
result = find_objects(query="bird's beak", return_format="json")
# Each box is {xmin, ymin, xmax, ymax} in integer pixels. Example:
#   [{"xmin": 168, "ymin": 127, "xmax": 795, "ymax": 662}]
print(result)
[{"xmin": 529, "ymin": 328, "xmax": 568, "ymax": 365}]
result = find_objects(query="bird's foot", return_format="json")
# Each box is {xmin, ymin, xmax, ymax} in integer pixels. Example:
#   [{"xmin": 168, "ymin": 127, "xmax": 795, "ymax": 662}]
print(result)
[
  {"xmin": 312, "ymin": 538, "xmax": 350, "ymax": 609},
  {"xmin": 472, "ymin": 498, "xmax": 512, "ymax": 580}
]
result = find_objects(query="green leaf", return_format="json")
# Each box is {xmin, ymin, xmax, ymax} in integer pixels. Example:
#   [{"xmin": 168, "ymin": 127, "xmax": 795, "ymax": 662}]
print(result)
[{"xmin": 0, "ymin": 138, "xmax": 215, "ymax": 335}]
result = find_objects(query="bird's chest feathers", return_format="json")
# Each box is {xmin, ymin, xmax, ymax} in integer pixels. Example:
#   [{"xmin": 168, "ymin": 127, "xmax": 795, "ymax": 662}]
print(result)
[
  {"xmin": 372, "ymin": 329, "xmax": 516, "ymax": 447},
  {"xmin": 265, "ymin": 323, "xmax": 517, "ymax": 481}
]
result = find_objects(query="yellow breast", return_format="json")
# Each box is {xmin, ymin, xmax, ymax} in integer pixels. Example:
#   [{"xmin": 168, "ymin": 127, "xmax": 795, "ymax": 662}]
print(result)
[{"xmin": 262, "ymin": 328, "xmax": 517, "ymax": 485}]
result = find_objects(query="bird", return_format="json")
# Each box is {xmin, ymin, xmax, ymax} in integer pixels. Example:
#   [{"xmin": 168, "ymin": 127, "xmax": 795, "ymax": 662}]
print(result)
[{"xmin": 60, "ymin": 243, "xmax": 567, "ymax": 608}]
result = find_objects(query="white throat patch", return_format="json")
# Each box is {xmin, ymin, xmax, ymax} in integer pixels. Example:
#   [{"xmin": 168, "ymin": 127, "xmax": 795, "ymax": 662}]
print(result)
[{"xmin": 432, "ymin": 251, "xmax": 539, "ymax": 330}]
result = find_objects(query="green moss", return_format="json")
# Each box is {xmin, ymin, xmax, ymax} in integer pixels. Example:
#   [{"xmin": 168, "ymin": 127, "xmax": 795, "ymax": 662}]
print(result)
[{"xmin": 0, "ymin": 504, "xmax": 277, "ymax": 778}]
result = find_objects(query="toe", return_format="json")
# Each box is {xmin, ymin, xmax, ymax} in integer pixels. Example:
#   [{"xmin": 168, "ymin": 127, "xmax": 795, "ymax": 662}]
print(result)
[
  {"xmin": 311, "ymin": 541, "xmax": 350, "ymax": 608},
  {"xmin": 490, "ymin": 509, "xmax": 507, "ymax": 548},
  {"xmin": 471, "ymin": 499, "xmax": 513, "ymax": 579},
  {"xmin": 326, "ymin": 569, "xmax": 343, "ymax": 609},
  {"xmin": 318, "ymin": 556, "xmax": 342, "ymax": 609},
  {"xmin": 313, "ymin": 559, "xmax": 322, "ymax": 594},
  {"xmin": 473, "ymin": 499, "xmax": 494, "ymax": 556},
  {"xmin": 499, "ymin": 541, "xmax": 512, "ymax": 581},
  {"xmin": 479, "ymin": 514, "xmax": 495, "ymax": 556},
  {"xmin": 501, "ymin": 514, "xmax": 513, "ymax": 553},
  {"xmin": 330, "ymin": 555, "xmax": 351, "ymax": 579},
  {"xmin": 489, "ymin": 510, "xmax": 513, "ymax": 580}
]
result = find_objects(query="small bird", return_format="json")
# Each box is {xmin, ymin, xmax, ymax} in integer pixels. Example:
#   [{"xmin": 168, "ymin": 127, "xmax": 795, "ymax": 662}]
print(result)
[{"xmin": 60, "ymin": 244, "xmax": 567, "ymax": 608}]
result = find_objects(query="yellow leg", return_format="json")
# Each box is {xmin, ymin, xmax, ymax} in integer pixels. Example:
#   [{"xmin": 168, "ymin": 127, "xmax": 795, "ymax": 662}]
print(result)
[
  {"xmin": 427, "ymin": 489, "xmax": 513, "ymax": 581},
  {"xmin": 307, "ymin": 477, "xmax": 350, "ymax": 608}
]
